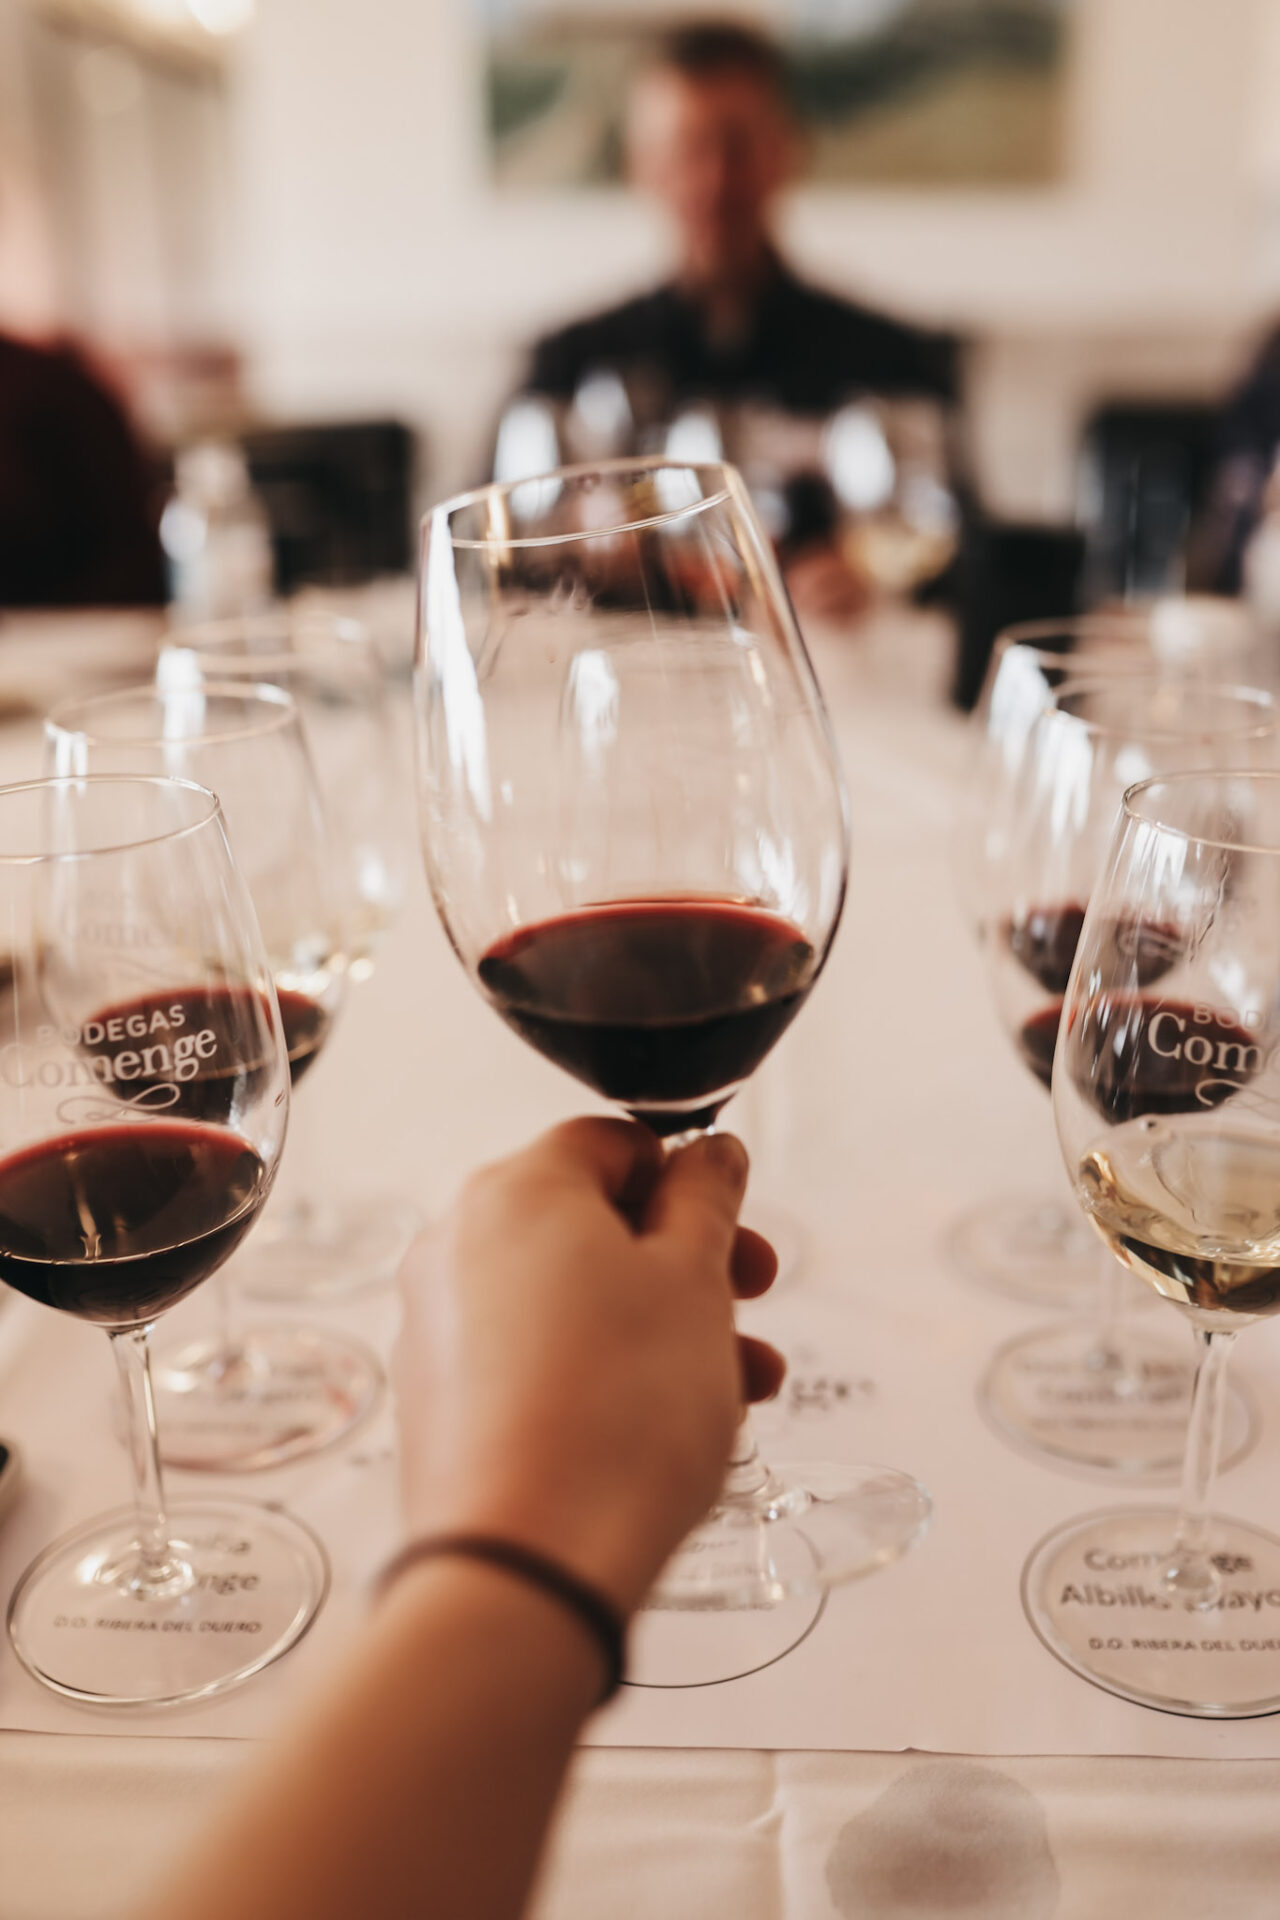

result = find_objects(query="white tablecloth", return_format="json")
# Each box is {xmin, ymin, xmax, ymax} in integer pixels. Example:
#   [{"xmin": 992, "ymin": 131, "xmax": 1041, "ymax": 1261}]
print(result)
[{"xmin": 4, "ymin": 614, "xmax": 1280, "ymax": 1919}]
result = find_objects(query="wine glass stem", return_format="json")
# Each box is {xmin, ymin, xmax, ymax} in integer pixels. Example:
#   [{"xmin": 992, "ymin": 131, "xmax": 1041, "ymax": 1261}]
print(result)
[
  {"xmin": 663, "ymin": 1122, "xmax": 776, "ymax": 1509},
  {"xmin": 1167, "ymin": 1326, "xmax": 1237, "ymax": 1603},
  {"xmin": 108, "ymin": 1325, "xmax": 174, "ymax": 1580},
  {"xmin": 282, "ymin": 1079, "xmax": 319, "ymax": 1233},
  {"xmin": 1094, "ymin": 1248, "xmax": 1127, "ymax": 1369},
  {"xmin": 724, "ymin": 1416, "xmax": 771, "ymax": 1500}
]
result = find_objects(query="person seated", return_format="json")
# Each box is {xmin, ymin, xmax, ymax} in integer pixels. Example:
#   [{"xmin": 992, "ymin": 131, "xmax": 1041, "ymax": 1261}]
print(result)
[
  {"xmin": 137, "ymin": 1120, "xmax": 783, "ymax": 1920},
  {"xmin": 0, "ymin": 329, "xmax": 165, "ymax": 607},
  {"xmin": 512, "ymin": 21, "xmax": 963, "ymax": 623}
]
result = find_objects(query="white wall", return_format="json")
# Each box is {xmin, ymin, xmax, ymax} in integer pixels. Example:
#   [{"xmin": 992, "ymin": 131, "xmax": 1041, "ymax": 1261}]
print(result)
[{"xmin": 228, "ymin": 0, "xmax": 1276, "ymax": 513}]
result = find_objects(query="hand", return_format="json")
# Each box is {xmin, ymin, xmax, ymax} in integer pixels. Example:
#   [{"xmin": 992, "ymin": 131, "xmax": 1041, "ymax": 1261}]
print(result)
[
  {"xmin": 394, "ymin": 1119, "xmax": 783, "ymax": 1617},
  {"xmin": 784, "ymin": 541, "xmax": 872, "ymax": 625}
]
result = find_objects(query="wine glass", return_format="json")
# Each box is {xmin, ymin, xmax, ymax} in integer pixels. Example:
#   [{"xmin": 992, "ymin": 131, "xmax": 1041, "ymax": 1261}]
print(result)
[
  {"xmin": 1027, "ymin": 768, "xmax": 1280, "ymax": 1715},
  {"xmin": 44, "ymin": 684, "xmax": 383, "ymax": 1473},
  {"xmin": 155, "ymin": 609, "xmax": 421, "ymax": 1299},
  {"xmin": 825, "ymin": 397, "xmax": 960, "ymax": 598},
  {"xmin": 951, "ymin": 622, "xmax": 1157, "ymax": 1307},
  {"xmin": 979, "ymin": 675, "xmax": 1274, "ymax": 1474},
  {"xmin": 417, "ymin": 458, "xmax": 930, "ymax": 1678},
  {"xmin": 2, "ymin": 775, "xmax": 328, "ymax": 1706}
]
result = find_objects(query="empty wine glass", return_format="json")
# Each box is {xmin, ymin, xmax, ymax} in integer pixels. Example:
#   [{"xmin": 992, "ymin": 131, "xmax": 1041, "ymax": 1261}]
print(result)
[
  {"xmin": 156, "ymin": 609, "xmax": 421, "ymax": 1299},
  {"xmin": 45, "ymin": 684, "xmax": 383, "ymax": 1472},
  {"xmin": 1027, "ymin": 769, "xmax": 1280, "ymax": 1715},
  {"xmin": 978, "ymin": 676, "xmax": 1274, "ymax": 1474},
  {"xmin": 2, "ymin": 775, "xmax": 328, "ymax": 1706},
  {"xmin": 417, "ymin": 458, "xmax": 931, "ymax": 1681}
]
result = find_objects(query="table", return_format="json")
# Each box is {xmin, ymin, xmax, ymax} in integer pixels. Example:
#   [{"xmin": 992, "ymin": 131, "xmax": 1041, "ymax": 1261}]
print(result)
[{"xmin": 4, "ymin": 612, "xmax": 1280, "ymax": 1919}]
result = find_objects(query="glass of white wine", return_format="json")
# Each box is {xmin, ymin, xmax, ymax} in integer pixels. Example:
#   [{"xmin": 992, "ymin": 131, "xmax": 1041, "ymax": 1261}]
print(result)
[{"xmin": 1026, "ymin": 768, "xmax": 1280, "ymax": 1715}]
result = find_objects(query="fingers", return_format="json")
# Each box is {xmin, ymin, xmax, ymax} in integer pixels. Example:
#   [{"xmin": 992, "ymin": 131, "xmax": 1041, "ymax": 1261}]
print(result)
[
  {"xmin": 739, "ymin": 1333, "xmax": 786, "ymax": 1403},
  {"xmin": 507, "ymin": 1116, "xmax": 665, "ymax": 1215},
  {"xmin": 642, "ymin": 1133, "xmax": 749, "ymax": 1267},
  {"xmin": 730, "ymin": 1225, "xmax": 778, "ymax": 1299}
]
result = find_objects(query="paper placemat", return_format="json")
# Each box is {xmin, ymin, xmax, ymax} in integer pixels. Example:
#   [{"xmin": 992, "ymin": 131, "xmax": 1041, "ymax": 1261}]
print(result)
[{"xmin": 6, "ymin": 1229, "xmax": 1280, "ymax": 1758}]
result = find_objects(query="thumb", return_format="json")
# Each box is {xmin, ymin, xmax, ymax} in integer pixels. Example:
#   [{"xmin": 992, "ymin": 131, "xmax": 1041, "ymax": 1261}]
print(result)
[{"xmin": 642, "ymin": 1133, "xmax": 749, "ymax": 1269}]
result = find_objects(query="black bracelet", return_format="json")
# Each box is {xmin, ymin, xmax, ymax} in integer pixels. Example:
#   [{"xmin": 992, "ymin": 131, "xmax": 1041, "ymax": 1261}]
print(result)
[{"xmin": 377, "ymin": 1532, "xmax": 626, "ymax": 1704}]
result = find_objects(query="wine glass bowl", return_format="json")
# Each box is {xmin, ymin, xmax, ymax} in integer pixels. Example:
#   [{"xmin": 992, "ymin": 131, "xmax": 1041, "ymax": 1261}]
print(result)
[
  {"xmin": 419, "ymin": 461, "xmax": 847, "ymax": 1139},
  {"xmin": 0, "ymin": 775, "xmax": 328, "ymax": 1706},
  {"xmin": 1025, "ymin": 769, "xmax": 1280, "ymax": 1715},
  {"xmin": 155, "ymin": 609, "xmax": 423, "ymax": 1298},
  {"xmin": 976, "ymin": 676, "xmax": 1274, "ymax": 1474},
  {"xmin": 156, "ymin": 609, "xmax": 404, "ymax": 977},
  {"xmin": 418, "ymin": 459, "xmax": 929, "ymax": 1644},
  {"xmin": 44, "ymin": 684, "xmax": 383, "ymax": 1473},
  {"xmin": 46, "ymin": 683, "xmax": 346, "ymax": 1040},
  {"xmin": 951, "ymin": 623, "xmax": 1169, "ymax": 1308}
]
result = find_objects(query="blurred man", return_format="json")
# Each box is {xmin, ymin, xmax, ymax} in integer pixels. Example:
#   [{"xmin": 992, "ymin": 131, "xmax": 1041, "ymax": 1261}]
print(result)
[
  {"xmin": 516, "ymin": 21, "xmax": 962, "ymax": 619},
  {"xmin": 0, "ymin": 329, "xmax": 165, "ymax": 607}
]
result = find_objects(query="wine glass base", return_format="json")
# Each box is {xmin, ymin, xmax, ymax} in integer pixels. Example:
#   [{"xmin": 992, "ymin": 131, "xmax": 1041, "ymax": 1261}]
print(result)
[
  {"xmin": 628, "ymin": 1584, "xmax": 827, "ymax": 1687},
  {"xmin": 151, "ymin": 1326, "xmax": 384, "ymax": 1472},
  {"xmin": 980, "ymin": 1318, "xmax": 1255, "ymax": 1477},
  {"xmin": 948, "ymin": 1193, "xmax": 1100, "ymax": 1308},
  {"xmin": 647, "ymin": 1460, "xmax": 931, "ymax": 1613},
  {"xmin": 235, "ymin": 1197, "xmax": 424, "ymax": 1303},
  {"xmin": 7, "ymin": 1498, "xmax": 329, "ymax": 1707},
  {"xmin": 1022, "ymin": 1507, "xmax": 1280, "ymax": 1717}
]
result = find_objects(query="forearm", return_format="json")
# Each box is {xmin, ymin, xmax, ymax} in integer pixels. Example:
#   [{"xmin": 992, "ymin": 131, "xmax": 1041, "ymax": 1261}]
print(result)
[{"xmin": 137, "ymin": 1560, "xmax": 605, "ymax": 1920}]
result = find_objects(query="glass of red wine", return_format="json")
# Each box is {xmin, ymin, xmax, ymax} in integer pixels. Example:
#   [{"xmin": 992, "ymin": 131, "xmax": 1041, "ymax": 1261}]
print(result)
[
  {"xmin": 979, "ymin": 674, "xmax": 1274, "ymax": 1474},
  {"xmin": 1027, "ymin": 769, "xmax": 1280, "ymax": 1715},
  {"xmin": 417, "ymin": 458, "xmax": 930, "ymax": 1674},
  {"xmin": 951, "ymin": 623, "xmax": 1157, "ymax": 1308},
  {"xmin": 45, "ymin": 684, "xmax": 383, "ymax": 1473},
  {"xmin": 155, "ymin": 610, "xmax": 421, "ymax": 1299},
  {"xmin": 2, "ymin": 774, "xmax": 328, "ymax": 1706}
]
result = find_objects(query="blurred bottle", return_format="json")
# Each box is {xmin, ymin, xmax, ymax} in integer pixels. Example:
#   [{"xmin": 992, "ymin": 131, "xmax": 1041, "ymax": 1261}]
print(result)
[{"xmin": 160, "ymin": 442, "xmax": 274, "ymax": 622}]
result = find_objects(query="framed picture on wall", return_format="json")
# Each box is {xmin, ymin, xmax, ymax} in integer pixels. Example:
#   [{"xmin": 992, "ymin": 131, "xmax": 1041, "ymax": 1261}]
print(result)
[{"xmin": 480, "ymin": 0, "xmax": 1074, "ymax": 191}]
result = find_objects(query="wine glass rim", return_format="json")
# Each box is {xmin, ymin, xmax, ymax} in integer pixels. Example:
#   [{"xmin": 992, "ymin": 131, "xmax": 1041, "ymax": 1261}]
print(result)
[
  {"xmin": 1123, "ymin": 768, "xmax": 1280, "ymax": 854},
  {"xmin": 1046, "ymin": 674, "xmax": 1276, "ymax": 741},
  {"xmin": 427, "ymin": 456, "xmax": 736, "ymax": 550},
  {"xmin": 46, "ymin": 679, "xmax": 302, "ymax": 749},
  {"xmin": 0, "ymin": 774, "xmax": 221, "ymax": 863}
]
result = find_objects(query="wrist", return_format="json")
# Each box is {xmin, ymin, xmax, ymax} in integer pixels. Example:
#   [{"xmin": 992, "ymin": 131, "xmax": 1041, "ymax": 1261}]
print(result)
[
  {"xmin": 379, "ymin": 1547, "xmax": 616, "ymax": 1713},
  {"xmin": 403, "ymin": 1481, "xmax": 663, "ymax": 1621}
]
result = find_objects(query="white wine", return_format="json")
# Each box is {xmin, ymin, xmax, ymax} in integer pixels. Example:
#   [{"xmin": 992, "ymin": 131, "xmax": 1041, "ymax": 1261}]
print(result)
[{"xmin": 1078, "ymin": 1116, "xmax": 1280, "ymax": 1318}]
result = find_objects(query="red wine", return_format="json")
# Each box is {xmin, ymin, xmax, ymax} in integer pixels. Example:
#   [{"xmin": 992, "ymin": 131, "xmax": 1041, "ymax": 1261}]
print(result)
[
  {"xmin": 1066, "ymin": 997, "xmax": 1261, "ymax": 1122},
  {"xmin": 1018, "ymin": 1002, "xmax": 1063, "ymax": 1091},
  {"xmin": 1005, "ymin": 905, "xmax": 1183, "ymax": 997},
  {"xmin": 1009, "ymin": 909, "xmax": 1185, "ymax": 1092},
  {"xmin": 274, "ymin": 988, "xmax": 330, "ymax": 1087},
  {"xmin": 477, "ymin": 899, "xmax": 818, "ymax": 1136},
  {"xmin": 1006, "ymin": 903, "xmax": 1086, "ymax": 996},
  {"xmin": 0, "ymin": 1122, "xmax": 266, "ymax": 1326},
  {"xmin": 77, "ymin": 984, "xmax": 328, "ymax": 1122}
]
